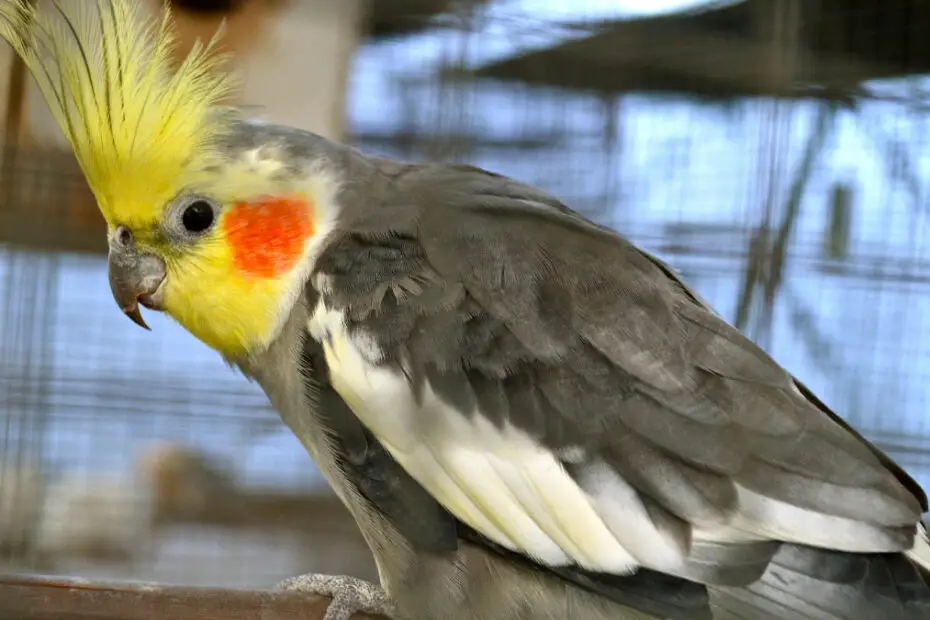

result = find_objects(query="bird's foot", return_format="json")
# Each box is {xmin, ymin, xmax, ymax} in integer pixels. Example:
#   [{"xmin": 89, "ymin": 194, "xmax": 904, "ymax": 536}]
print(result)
[{"xmin": 276, "ymin": 573, "xmax": 396, "ymax": 620}]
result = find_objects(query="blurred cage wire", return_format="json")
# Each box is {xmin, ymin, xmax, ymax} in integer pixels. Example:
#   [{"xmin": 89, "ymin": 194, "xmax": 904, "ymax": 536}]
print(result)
[{"xmin": 0, "ymin": 0, "xmax": 929, "ymax": 596}]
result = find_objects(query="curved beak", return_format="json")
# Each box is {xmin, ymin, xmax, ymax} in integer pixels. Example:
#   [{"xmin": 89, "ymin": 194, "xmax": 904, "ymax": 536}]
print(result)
[{"xmin": 107, "ymin": 236, "xmax": 167, "ymax": 331}]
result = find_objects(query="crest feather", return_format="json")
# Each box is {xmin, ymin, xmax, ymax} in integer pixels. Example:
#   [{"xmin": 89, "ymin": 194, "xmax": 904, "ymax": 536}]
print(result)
[{"xmin": 0, "ymin": 0, "xmax": 238, "ymax": 224}]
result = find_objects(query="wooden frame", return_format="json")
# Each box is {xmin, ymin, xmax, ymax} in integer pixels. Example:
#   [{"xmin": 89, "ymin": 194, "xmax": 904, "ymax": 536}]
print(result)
[{"xmin": 0, "ymin": 574, "xmax": 388, "ymax": 620}]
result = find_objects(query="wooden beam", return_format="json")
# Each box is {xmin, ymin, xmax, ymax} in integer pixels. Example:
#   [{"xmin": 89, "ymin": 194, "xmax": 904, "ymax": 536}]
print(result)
[{"xmin": 0, "ymin": 573, "xmax": 389, "ymax": 620}]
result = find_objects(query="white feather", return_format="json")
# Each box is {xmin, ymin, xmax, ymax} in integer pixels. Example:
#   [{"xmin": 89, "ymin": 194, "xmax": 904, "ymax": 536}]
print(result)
[
  {"xmin": 309, "ymin": 304, "xmax": 928, "ymax": 577},
  {"xmin": 309, "ymin": 305, "xmax": 668, "ymax": 574},
  {"xmin": 731, "ymin": 486, "xmax": 901, "ymax": 552},
  {"xmin": 906, "ymin": 522, "xmax": 930, "ymax": 572},
  {"xmin": 572, "ymin": 461, "xmax": 686, "ymax": 571}
]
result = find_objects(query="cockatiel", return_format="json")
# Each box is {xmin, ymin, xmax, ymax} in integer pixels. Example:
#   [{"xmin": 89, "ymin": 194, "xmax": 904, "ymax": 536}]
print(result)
[{"xmin": 3, "ymin": 1, "xmax": 929, "ymax": 618}]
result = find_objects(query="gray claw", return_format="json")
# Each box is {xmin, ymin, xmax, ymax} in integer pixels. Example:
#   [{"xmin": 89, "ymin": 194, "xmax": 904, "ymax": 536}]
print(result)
[{"xmin": 276, "ymin": 573, "xmax": 395, "ymax": 620}]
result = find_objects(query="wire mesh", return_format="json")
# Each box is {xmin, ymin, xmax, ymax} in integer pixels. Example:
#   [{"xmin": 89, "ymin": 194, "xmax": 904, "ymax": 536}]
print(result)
[{"xmin": 0, "ymin": 0, "xmax": 929, "ymax": 593}]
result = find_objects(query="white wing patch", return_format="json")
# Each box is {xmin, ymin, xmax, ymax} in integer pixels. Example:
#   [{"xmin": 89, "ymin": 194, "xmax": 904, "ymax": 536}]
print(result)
[
  {"xmin": 907, "ymin": 523, "xmax": 930, "ymax": 573},
  {"xmin": 308, "ymin": 305, "xmax": 688, "ymax": 575},
  {"xmin": 308, "ymin": 305, "xmax": 924, "ymax": 580}
]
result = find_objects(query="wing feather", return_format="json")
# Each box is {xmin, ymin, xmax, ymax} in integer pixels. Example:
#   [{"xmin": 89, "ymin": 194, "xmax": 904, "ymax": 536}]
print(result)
[{"xmin": 312, "ymin": 162, "xmax": 926, "ymax": 601}]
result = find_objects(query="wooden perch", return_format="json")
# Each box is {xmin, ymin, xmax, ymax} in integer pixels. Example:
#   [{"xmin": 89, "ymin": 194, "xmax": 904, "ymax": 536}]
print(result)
[{"xmin": 0, "ymin": 573, "xmax": 390, "ymax": 620}]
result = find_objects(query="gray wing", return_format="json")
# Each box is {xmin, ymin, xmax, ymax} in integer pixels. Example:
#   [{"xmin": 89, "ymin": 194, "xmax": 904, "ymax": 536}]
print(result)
[
  {"xmin": 711, "ymin": 541, "xmax": 930, "ymax": 619},
  {"xmin": 313, "ymin": 162, "xmax": 928, "ymax": 617},
  {"xmin": 302, "ymin": 284, "xmax": 713, "ymax": 620}
]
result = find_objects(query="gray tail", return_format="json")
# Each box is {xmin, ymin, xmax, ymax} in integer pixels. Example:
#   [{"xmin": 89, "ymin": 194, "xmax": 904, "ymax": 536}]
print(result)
[{"xmin": 710, "ymin": 543, "xmax": 930, "ymax": 620}]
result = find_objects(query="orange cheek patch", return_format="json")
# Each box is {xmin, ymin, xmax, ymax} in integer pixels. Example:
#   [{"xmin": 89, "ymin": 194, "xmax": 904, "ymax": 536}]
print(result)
[{"xmin": 222, "ymin": 195, "xmax": 315, "ymax": 278}]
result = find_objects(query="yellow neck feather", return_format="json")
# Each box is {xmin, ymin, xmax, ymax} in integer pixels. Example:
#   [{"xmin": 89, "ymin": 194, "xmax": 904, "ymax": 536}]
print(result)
[{"xmin": 161, "ymin": 242, "xmax": 311, "ymax": 358}]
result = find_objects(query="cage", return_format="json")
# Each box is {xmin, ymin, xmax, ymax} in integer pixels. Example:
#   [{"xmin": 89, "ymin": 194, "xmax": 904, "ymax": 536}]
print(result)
[{"xmin": 1, "ymin": 0, "xmax": 929, "ymax": 617}]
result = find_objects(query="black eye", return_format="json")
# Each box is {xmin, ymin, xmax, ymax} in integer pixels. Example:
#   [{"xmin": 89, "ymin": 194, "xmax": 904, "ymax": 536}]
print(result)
[{"xmin": 181, "ymin": 200, "xmax": 215, "ymax": 233}]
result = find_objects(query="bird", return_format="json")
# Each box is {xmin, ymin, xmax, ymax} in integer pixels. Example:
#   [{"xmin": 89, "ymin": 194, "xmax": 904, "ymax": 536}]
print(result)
[
  {"xmin": 34, "ymin": 441, "xmax": 242, "ymax": 568},
  {"xmin": 34, "ymin": 457, "xmax": 158, "ymax": 567},
  {"xmin": 1, "ymin": 1, "xmax": 928, "ymax": 618},
  {"xmin": 135, "ymin": 441, "xmax": 244, "ymax": 527}
]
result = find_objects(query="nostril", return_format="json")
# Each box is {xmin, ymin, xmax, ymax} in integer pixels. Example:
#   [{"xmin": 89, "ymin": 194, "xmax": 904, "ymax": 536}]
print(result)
[{"xmin": 115, "ymin": 225, "xmax": 134, "ymax": 249}]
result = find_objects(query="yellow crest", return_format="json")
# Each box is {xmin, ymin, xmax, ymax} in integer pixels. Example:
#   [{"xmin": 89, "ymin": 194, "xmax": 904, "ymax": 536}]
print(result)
[{"xmin": 0, "ymin": 0, "xmax": 238, "ymax": 225}]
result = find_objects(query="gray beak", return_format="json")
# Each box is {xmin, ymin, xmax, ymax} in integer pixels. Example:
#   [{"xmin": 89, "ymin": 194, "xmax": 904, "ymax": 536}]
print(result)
[{"xmin": 107, "ymin": 225, "xmax": 166, "ymax": 331}]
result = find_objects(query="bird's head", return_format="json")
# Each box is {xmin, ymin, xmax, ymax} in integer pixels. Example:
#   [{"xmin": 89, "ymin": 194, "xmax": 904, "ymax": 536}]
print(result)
[{"xmin": 0, "ymin": 0, "xmax": 338, "ymax": 359}]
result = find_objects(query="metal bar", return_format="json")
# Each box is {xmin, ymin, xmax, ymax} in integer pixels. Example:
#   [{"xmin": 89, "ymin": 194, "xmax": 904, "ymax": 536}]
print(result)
[{"xmin": 0, "ymin": 574, "xmax": 388, "ymax": 620}]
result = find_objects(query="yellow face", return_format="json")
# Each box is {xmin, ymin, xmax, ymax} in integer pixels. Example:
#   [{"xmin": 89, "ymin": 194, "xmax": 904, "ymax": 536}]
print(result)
[
  {"xmin": 0, "ymin": 0, "xmax": 330, "ymax": 357},
  {"xmin": 102, "ymin": 153, "xmax": 332, "ymax": 359}
]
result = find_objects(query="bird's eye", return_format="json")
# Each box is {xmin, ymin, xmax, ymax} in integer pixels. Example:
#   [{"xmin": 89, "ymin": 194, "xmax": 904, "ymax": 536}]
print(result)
[{"xmin": 180, "ymin": 200, "xmax": 215, "ymax": 234}]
